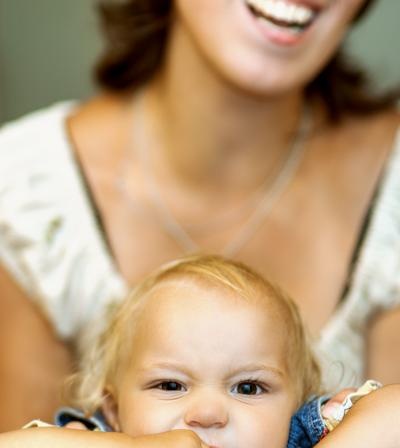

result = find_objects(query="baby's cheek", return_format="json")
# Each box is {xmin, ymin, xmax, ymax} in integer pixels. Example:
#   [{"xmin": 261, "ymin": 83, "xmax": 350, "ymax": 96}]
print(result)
[
  {"xmin": 232, "ymin": 406, "xmax": 292, "ymax": 448},
  {"xmin": 119, "ymin": 400, "xmax": 182, "ymax": 436}
]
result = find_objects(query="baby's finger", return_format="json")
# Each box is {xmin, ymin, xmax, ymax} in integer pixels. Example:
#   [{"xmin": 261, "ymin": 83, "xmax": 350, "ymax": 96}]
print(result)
[
  {"xmin": 64, "ymin": 421, "xmax": 89, "ymax": 430},
  {"xmin": 328, "ymin": 388, "xmax": 356, "ymax": 404}
]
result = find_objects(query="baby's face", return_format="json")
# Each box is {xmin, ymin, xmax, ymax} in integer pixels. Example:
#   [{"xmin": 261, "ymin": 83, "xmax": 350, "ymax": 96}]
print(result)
[{"xmin": 106, "ymin": 281, "xmax": 297, "ymax": 448}]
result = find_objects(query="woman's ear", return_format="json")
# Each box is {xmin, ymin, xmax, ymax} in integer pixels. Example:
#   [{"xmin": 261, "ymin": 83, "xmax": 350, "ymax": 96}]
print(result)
[{"xmin": 101, "ymin": 388, "xmax": 121, "ymax": 431}]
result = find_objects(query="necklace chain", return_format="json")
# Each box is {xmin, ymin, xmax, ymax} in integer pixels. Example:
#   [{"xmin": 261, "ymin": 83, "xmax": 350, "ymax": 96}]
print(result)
[{"xmin": 116, "ymin": 93, "xmax": 313, "ymax": 257}]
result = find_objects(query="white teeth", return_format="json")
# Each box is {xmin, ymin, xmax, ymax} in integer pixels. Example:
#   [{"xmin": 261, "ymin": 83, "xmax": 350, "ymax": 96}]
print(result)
[{"xmin": 246, "ymin": 0, "xmax": 315, "ymax": 25}]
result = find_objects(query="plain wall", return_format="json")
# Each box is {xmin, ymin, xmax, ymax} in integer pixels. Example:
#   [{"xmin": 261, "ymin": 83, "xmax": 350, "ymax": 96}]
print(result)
[
  {"xmin": 0, "ymin": 0, "xmax": 399, "ymax": 123},
  {"xmin": 0, "ymin": 0, "xmax": 100, "ymax": 122}
]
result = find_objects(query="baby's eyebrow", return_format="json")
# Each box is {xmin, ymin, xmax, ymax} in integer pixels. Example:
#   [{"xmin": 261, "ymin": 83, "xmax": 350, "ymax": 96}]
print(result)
[
  {"xmin": 137, "ymin": 361, "xmax": 193, "ymax": 376},
  {"xmin": 226, "ymin": 363, "xmax": 285, "ymax": 379},
  {"xmin": 136, "ymin": 361, "xmax": 286, "ymax": 380}
]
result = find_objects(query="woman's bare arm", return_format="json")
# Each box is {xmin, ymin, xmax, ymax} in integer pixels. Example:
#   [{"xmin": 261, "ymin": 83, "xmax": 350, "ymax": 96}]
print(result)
[
  {"xmin": 368, "ymin": 307, "xmax": 400, "ymax": 383},
  {"xmin": 0, "ymin": 428, "xmax": 208, "ymax": 448},
  {"xmin": 0, "ymin": 264, "xmax": 73, "ymax": 432},
  {"xmin": 0, "ymin": 428, "xmax": 145, "ymax": 448},
  {"xmin": 316, "ymin": 385, "xmax": 400, "ymax": 448}
]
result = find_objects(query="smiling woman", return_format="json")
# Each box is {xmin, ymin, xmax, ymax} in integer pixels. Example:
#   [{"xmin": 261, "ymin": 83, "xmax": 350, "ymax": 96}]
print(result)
[{"xmin": 0, "ymin": 0, "xmax": 400, "ymax": 432}]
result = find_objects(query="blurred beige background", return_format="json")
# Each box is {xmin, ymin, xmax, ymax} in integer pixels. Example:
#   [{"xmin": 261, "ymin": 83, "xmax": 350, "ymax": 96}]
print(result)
[{"xmin": 0, "ymin": 0, "xmax": 399, "ymax": 123}]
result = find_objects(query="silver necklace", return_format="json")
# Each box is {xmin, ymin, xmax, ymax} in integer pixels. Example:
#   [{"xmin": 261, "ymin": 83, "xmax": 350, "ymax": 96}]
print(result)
[{"xmin": 116, "ymin": 93, "xmax": 313, "ymax": 257}]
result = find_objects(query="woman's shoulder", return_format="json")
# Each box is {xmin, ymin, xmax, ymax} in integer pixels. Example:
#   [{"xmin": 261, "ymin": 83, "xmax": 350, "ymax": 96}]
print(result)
[
  {"xmin": 0, "ymin": 101, "xmax": 76, "ymax": 139},
  {"xmin": 0, "ymin": 102, "xmax": 79, "ymax": 222},
  {"xmin": 343, "ymin": 107, "xmax": 400, "ymax": 149},
  {"xmin": 0, "ymin": 102, "xmax": 76, "ymax": 164},
  {"xmin": 335, "ymin": 105, "xmax": 398, "ymax": 140},
  {"xmin": 0, "ymin": 100, "xmax": 127, "ymax": 341}
]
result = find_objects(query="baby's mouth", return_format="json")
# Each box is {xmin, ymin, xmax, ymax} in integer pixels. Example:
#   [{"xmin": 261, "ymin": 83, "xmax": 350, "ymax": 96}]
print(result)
[{"xmin": 245, "ymin": 0, "xmax": 320, "ymax": 34}]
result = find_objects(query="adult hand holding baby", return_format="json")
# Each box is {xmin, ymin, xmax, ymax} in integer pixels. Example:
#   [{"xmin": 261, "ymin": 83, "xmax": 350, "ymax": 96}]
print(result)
[
  {"xmin": 316, "ymin": 384, "xmax": 400, "ymax": 448},
  {"xmin": 0, "ymin": 427, "xmax": 210, "ymax": 448},
  {"xmin": 63, "ymin": 417, "xmax": 210, "ymax": 448}
]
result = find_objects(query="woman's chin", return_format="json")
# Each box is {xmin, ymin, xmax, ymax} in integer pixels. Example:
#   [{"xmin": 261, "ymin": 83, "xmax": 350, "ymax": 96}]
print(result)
[{"xmin": 214, "ymin": 57, "xmax": 310, "ymax": 99}]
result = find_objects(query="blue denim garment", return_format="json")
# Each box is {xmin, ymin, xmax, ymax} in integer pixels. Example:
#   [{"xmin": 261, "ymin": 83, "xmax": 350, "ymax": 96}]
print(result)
[
  {"xmin": 55, "ymin": 407, "xmax": 113, "ymax": 432},
  {"xmin": 287, "ymin": 397, "xmax": 327, "ymax": 448},
  {"xmin": 56, "ymin": 397, "xmax": 326, "ymax": 447}
]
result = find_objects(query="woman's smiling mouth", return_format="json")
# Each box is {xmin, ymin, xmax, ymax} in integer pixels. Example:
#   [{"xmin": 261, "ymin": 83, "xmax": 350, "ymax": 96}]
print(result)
[{"xmin": 245, "ymin": 0, "xmax": 320, "ymax": 34}]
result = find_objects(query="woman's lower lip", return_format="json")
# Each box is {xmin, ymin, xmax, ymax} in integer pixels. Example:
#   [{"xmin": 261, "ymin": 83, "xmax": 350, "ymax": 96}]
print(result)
[
  {"xmin": 243, "ymin": 2, "xmax": 317, "ymax": 47},
  {"xmin": 256, "ymin": 19, "xmax": 308, "ymax": 46}
]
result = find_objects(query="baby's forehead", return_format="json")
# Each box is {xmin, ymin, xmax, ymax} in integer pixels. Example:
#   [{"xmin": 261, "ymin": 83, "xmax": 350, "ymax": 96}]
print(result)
[
  {"xmin": 140, "ymin": 276, "xmax": 286, "ymax": 322},
  {"xmin": 120, "ymin": 276, "xmax": 296, "ymax": 379},
  {"xmin": 125, "ymin": 280, "xmax": 292, "ymax": 376}
]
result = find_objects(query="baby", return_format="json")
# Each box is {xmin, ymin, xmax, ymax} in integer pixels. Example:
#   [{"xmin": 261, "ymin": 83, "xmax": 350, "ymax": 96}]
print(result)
[{"xmin": 1, "ymin": 255, "xmax": 399, "ymax": 448}]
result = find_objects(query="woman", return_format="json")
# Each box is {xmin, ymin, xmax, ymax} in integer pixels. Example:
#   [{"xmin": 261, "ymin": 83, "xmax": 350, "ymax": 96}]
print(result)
[{"xmin": 0, "ymin": 0, "xmax": 399, "ymax": 431}]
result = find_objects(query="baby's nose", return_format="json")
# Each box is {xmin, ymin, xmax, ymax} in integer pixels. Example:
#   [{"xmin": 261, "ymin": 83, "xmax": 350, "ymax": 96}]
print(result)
[{"xmin": 184, "ymin": 391, "xmax": 229, "ymax": 429}]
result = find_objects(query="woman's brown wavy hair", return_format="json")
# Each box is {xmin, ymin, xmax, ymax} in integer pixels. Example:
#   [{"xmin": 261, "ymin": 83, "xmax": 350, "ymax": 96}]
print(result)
[{"xmin": 95, "ymin": 0, "xmax": 398, "ymax": 121}]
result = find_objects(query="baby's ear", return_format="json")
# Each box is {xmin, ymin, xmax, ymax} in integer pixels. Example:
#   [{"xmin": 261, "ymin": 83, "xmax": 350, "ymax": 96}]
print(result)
[{"xmin": 101, "ymin": 388, "xmax": 121, "ymax": 431}]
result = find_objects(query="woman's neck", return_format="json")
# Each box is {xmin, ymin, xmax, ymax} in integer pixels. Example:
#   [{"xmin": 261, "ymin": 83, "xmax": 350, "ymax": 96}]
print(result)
[{"xmin": 142, "ymin": 20, "xmax": 306, "ymax": 195}]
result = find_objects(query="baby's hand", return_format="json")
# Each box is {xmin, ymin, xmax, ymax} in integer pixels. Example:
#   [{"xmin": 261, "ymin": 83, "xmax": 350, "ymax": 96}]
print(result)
[
  {"xmin": 322, "ymin": 380, "xmax": 382, "ymax": 431},
  {"xmin": 132, "ymin": 430, "xmax": 209, "ymax": 448},
  {"xmin": 64, "ymin": 421, "xmax": 88, "ymax": 430},
  {"xmin": 321, "ymin": 388, "xmax": 356, "ymax": 422}
]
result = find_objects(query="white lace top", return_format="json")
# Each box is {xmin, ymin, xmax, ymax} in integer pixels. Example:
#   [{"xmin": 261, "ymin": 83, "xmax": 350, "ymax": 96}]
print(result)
[{"xmin": 1, "ymin": 102, "xmax": 399, "ymax": 391}]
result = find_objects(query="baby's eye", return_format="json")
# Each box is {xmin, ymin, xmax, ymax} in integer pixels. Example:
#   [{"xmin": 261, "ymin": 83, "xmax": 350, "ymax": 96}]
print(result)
[
  {"xmin": 232, "ymin": 381, "xmax": 265, "ymax": 395},
  {"xmin": 155, "ymin": 381, "xmax": 185, "ymax": 392}
]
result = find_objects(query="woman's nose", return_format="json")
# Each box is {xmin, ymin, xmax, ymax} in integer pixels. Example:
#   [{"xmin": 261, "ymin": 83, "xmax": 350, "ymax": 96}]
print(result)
[{"xmin": 184, "ymin": 392, "xmax": 229, "ymax": 428}]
